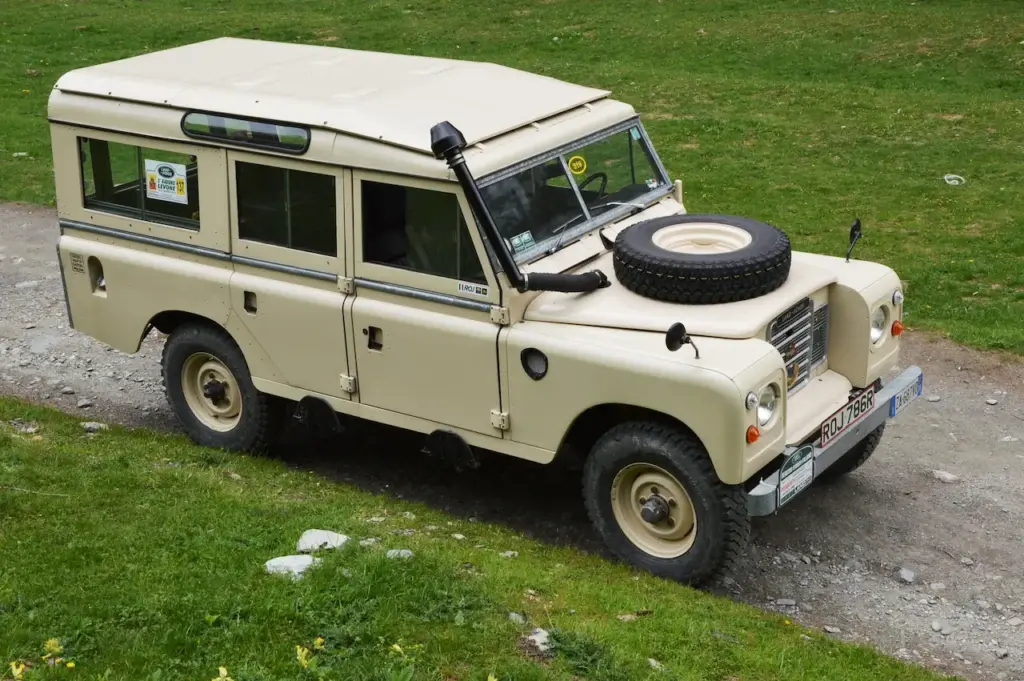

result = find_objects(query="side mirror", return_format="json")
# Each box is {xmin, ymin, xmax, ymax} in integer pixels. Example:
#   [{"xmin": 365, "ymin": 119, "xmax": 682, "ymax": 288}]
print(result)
[
  {"xmin": 846, "ymin": 218, "xmax": 862, "ymax": 262},
  {"xmin": 666, "ymin": 322, "xmax": 700, "ymax": 359}
]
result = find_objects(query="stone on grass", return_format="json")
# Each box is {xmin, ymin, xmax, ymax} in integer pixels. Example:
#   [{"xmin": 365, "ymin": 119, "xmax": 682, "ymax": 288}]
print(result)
[
  {"xmin": 526, "ymin": 628, "xmax": 551, "ymax": 653},
  {"xmin": 508, "ymin": 612, "xmax": 527, "ymax": 625},
  {"xmin": 501, "ymin": 550, "xmax": 519, "ymax": 559},
  {"xmin": 359, "ymin": 537, "xmax": 380, "ymax": 547},
  {"xmin": 80, "ymin": 422, "xmax": 108, "ymax": 433},
  {"xmin": 387, "ymin": 549, "xmax": 414, "ymax": 560},
  {"xmin": 932, "ymin": 470, "xmax": 959, "ymax": 483},
  {"xmin": 265, "ymin": 555, "xmax": 320, "ymax": 580},
  {"xmin": 648, "ymin": 658, "xmax": 664, "ymax": 671},
  {"xmin": 452, "ymin": 533, "xmax": 466, "ymax": 540},
  {"xmin": 297, "ymin": 529, "xmax": 350, "ymax": 553}
]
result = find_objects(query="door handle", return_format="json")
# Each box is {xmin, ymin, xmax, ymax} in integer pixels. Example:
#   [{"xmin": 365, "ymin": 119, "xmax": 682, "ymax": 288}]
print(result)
[
  {"xmin": 243, "ymin": 291, "xmax": 257, "ymax": 314},
  {"xmin": 364, "ymin": 326, "xmax": 383, "ymax": 351}
]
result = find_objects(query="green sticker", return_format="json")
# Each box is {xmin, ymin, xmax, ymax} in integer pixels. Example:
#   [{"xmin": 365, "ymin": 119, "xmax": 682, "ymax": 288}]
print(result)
[{"xmin": 510, "ymin": 231, "xmax": 536, "ymax": 252}]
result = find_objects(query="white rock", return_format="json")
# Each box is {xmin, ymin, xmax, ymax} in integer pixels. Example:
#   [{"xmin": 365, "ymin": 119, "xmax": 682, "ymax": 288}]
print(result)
[
  {"xmin": 931, "ymin": 620, "xmax": 943, "ymax": 632},
  {"xmin": 508, "ymin": 612, "xmax": 527, "ymax": 625},
  {"xmin": 926, "ymin": 395, "xmax": 942, "ymax": 403},
  {"xmin": 76, "ymin": 398, "xmax": 93, "ymax": 409},
  {"xmin": 452, "ymin": 533, "xmax": 466, "ymax": 540},
  {"xmin": 501, "ymin": 550, "xmax": 519, "ymax": 559},
  {"xmin": 899, "ymin": 568, "xmax": 917, "ymax": 584},
  {"xmin": 1000, "ymin": 436, "xmax": 1019, "ymax": 443},
  {"xmin": 930, "ymin": 582, "xmax": 946, "ymax": 592},
  {"xmin": 648, "ymin": 658, "xmax": 664, "ymax": 670},
  {"xmin": 995, "ymin": 648, "xmax": 1009, "ymax": 659},
  {"xmin": 367, "ymin": 516, "xmax": 386, "ymax": 523},
  {"xmin": 359, "ymin": 538, "xmax": 380, "ymax": 547},
  {"xmin": 386, "ymin": 549, "xmax": 414, "ymax": 559},
  {"xmin": 14, "ymin": 280, "xmax": 39, "ymax": 289},
  {"xmin": 296, "ymin": 529, "xmax": 350, "ymax": 553},
  {"xmin": 1008, "ymin": 617, "xmax": 1023, "ymax": 627},
  {"xmin": 962, "ymin": 557, "xmax": 975, "ymax": 566},
  {"xmin": 265, "ymin": 555, "xmax": 320, "ymax": 580},
  {"xmin": 80, "ymin": 422, "xmax": 108, "ymax": 433},
  {"xmin": 932, "ymin": 470, "xmax": 959, "ymax": 483},
  {"xmin": 526, "ymin": 628, "xmax": 551, "ymax": 653},
  {"xmin": 986, "ymin": 399, "xmax": 999, "ymax": 406},
  {"xmin": 401, "ymin": 511, "xmax": 416, "ymax": 520}
]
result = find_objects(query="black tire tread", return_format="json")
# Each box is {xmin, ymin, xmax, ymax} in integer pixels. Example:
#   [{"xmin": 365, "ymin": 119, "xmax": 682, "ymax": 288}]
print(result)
[
  {"xmin": 816, "ymin": 423, "xmax": 886, "ymax": 482},
  {"xmin": 582, "ymin": 421, "xmax": 750, "ymax": 585},
  {"xmin": 612, "ymin": 214, "xmax": 791, "ymax": 304},
  {"xmin": 161, "ymin": 322, "xmax": 277, "ymax": 452}
]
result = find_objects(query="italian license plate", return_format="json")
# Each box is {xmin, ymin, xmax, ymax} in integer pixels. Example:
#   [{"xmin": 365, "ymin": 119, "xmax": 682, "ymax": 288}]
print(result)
[
  {"xmin": 778, "ymin": 444, "xmax": 814, "ymax": 507},
  {"xmin": 820, "ymin": 387, "xmax": 875, "ymax": 447},
  {"xmin": 889, "ymin": 373, "xmax": 923, "ymax": 418}
]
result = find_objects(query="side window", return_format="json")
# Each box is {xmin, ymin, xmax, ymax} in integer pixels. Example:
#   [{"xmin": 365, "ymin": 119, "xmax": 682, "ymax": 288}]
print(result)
[
  {"xmin": 361, "ymin": 180, "xmax": 485, "ymax": 284},
  {"xmin": 79, "ymin": 138, "xmax": 200, "ymax": 230},
  {"xmin": 235, "ymin": 162, "xmax": 337, "ymax": 257}
]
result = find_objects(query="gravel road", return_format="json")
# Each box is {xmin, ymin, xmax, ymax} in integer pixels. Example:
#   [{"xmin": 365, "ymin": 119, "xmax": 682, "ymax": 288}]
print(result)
[{"xmin": 3, "ymin": 202, "xmax": 1023, "ymax": 680}]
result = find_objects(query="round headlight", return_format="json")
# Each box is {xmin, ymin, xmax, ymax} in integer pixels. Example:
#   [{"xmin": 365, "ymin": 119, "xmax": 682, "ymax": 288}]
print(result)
[
  {"xmin": 870, "ymin": 306, "xmax": 888, "ymax": 344},
  {"xmin": 757, "ymin": 384, "xmax": 779, "ymax": 426}
]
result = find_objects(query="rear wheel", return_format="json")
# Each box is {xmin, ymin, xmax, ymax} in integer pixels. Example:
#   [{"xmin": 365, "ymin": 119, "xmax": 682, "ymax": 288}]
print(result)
[
  {"xmin": 582, "ymin": 422, "xmax": 749, "ymax": 585},
  {"xmin": 162, "ymin": 323, "xmax": 278, "ymax": 451}
]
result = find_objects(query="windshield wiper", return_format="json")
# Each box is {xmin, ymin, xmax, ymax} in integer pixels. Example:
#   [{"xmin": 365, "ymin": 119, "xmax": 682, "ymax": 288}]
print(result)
[{"xmin": 589, "ymin": 200, "xmax": 646, "ymax": 215}]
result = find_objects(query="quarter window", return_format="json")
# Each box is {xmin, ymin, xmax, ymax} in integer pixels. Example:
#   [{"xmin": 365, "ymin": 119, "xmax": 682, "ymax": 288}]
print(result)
[
  {"xmin": 235, "ymin": 162, "xmax": 337, "ymax": 257},
  {"xmin": 361, "ymin": 180, "xmax": 485, "ymax": 284},
  {"xmin": 79, "ymin": 138, "xmax": 200, "ymax": 230}
]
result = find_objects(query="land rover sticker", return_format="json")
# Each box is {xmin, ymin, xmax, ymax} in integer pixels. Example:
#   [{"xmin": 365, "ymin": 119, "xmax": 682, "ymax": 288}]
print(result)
[
  {"xmin": 457, "ymin": 281, "xmax": 488, "ymax": 298},
  {"xmin": 509, "ymin": 230, "xmax": 536, "ymax": 253},
  {"xmin": 778, "ymin": 444, "xmax": 814, "ymax": 507},
  {"xmin": 145, "ymin": 159, "xmax": 188, "ymax": 204},
  {"xmin": 567, "ymin": 155, "xmax": 587, "ymax": 174}
]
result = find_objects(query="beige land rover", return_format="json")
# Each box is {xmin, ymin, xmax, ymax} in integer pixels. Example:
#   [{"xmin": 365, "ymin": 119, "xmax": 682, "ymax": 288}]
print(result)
[{"xmin": 48, "ymin": 37, "xmax": 923, "ymax": 584}]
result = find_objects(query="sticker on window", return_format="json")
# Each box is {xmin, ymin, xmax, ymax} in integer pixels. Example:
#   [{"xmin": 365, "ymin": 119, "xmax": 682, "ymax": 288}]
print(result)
[
  {"xmin": 630, "ymin": 128, "xmax": 641, "ymax": 141},
  {"xmin": 509, "ymin": 231, "xmax": 536, "ymax": 253},
  {"xmin": 458, "ymin": 281, "xmax": 489, "ymax": 298},
  {"xmin": 567, "ymin": 155, "xmax": 587, "ymax": 175},
  {"xmin": 645, "ymin": 178, "xmax": 659, "ymax": 189},
  {"xmin": 145, "ymin": 159, "xmax": 188, "ymax": 204}
]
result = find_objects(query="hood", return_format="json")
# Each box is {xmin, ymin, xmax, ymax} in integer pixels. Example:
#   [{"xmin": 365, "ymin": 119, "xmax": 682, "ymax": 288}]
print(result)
[{"xmin": 524, "ymin": 251, "xmax": 841, "ymax": 339}]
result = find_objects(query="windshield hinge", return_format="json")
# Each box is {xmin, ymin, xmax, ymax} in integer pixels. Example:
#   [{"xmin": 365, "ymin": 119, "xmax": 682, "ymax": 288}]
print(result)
[
  {"xmin": 489, "ymin": 306, "xmax": 510, "ymax": 325},
  {"xmin": 338, "ymin": 276, "xmax": 354, "ymax": 294},
  {"xmin": 490, "ymin": 409, "xmax": 510, "ymax": 431},
  {"xmin": 339, "ymin": 374, "xmax": 357, "ymax": 394}
]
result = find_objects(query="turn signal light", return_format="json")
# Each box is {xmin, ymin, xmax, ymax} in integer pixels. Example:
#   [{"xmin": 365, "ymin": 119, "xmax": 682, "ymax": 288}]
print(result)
[
  {"xmin": 746, "ymin": 425, "xmax": 760, "ymax": 444},
  {"xmin": 891, "ymin": 320, "xmax": 904, "ymax": 336}
]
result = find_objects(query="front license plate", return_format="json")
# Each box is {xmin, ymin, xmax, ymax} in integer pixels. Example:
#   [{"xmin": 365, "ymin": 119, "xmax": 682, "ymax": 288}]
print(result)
[
  {"xmin": 889, "ymin": 373, "xmax": 924, "ymax": 418},
  {"xmin": 820, "ymin": 387, "xmax": 875, "ymax": 447}
]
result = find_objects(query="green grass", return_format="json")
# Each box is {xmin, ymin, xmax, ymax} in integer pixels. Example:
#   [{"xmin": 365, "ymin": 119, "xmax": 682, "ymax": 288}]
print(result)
[
  {"xmin": 0, "ymin": 399, "xmax": 954, "ymax": 681},
  {"xmin": 1, "ymin": 0, "xmax": 1022, "ymax": 352}
]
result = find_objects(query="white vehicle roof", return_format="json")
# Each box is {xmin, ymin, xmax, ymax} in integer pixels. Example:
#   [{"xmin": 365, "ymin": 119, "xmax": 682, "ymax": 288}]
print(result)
[{"xmin": 53, "ymin": 37, "xmax": 618, "ymax": 155}]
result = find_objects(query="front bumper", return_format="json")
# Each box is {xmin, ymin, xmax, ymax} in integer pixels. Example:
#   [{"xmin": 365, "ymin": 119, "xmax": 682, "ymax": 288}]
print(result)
[{"xmin": 747, "ymin": 365, "xmax": 923, "ymax": 516}]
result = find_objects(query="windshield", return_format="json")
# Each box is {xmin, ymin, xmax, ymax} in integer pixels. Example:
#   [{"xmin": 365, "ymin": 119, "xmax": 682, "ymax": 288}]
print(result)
[{"xmin": 479, "ymin": 121, "xmax": 669, "ymax": 264}]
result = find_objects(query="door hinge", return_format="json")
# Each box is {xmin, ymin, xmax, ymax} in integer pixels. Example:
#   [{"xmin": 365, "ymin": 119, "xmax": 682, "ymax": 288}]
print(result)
[
  {"xmin": 338, "ymin": 276, "xmax": 354, "ymax": 294},
  {"xmin": 490, "ymin": 409, "xmax": 510, "ymax": 431},
  {"xmin": 489, "ymin": 306, "xmax": 510, "ymax": 325},
  {"xmin": 340, "ymin": 374, "xmax": 357, "ymax": 394}
]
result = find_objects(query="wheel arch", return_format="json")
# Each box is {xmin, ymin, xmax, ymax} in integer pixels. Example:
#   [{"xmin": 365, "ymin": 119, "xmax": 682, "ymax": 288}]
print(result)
[{"xmin": 557, "ymin": 403, "xmax": 707, "ymax": 468}]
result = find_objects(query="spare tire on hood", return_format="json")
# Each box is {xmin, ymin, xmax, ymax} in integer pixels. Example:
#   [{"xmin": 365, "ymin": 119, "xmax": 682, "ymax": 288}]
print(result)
[{"xmin": 612, "ymin": 213, "xmax": 791, "ymax": 304}]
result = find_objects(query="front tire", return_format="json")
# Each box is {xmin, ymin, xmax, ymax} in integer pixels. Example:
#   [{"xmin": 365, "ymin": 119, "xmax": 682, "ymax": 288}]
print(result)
[
  {"xmin": 162, "ymin": 323, "xmax": 277, "ymax": 452},
  {"xmin": 582, "ymin": 422, "xmax": 750, "ymax": 585}
]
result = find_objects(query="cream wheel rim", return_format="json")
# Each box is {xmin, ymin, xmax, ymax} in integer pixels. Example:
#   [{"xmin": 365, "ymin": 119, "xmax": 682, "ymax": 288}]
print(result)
[
  {"xmin": 181, "ymin": 352, "xmax": 242, "ymax": 432},
  {"xmin": 611, "ymin": 463, "xmax": 697, "ymax": 559},
  {"xmin": 651, "ymin": 222, "xmax": 752, "ymax": 255}
]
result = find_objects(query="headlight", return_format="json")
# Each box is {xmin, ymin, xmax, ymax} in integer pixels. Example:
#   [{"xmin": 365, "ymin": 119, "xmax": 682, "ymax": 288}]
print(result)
[
  {"xmin": 757, "ymin": 384, "xmax": 779, "ymax": 426},
  {"xmin": 870, "ymin": 306, "xmax": 888, "ymax": 344}
]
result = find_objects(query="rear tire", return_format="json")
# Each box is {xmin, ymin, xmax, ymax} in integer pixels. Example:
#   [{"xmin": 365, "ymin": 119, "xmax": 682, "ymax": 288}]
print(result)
[
  {"xmin": 582, "ymin": 422, "xmax": 749, "ymax": 585},
  {"xmin": 161, "ymin": 323, "xmax": 278, "ymax": 452},
  {"xmin": 816, "ymin": 423, "xmax": 886, "ymax": 482}
]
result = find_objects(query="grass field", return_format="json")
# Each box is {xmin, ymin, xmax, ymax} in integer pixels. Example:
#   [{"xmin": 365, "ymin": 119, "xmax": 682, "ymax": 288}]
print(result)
[
  {"xmin": 0, "ymin": 1, "xmax": 1022, "ymax": 351},
  {"xmin": 0, "ymin": 399, "xmax": 953, "ymax": 681}
]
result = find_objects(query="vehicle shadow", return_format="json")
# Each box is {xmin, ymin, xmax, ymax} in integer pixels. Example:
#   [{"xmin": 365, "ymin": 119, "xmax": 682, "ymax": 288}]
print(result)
[{"xmin": 265, "ymin": 420, "xmax": 607, "ymax": 555}]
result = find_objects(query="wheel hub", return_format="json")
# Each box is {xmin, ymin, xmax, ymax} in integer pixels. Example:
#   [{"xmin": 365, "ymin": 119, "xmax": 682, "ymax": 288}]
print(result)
[
  {"xmin": 202, "ymin": 379, "xmax": 228, "ymax": 403},
  {"xmin": 180, "ymin": 352, "xmax": 243, "ymax": 433},
  {"xmin": 640, "ymin": 494, "xmax": 671, "ymax": 524}
]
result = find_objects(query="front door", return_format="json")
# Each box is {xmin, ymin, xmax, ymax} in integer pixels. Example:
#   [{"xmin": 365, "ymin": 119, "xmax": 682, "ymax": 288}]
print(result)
[{"xmin": 348, "ymin": 171, "xmax": 503, "ymax": 436}]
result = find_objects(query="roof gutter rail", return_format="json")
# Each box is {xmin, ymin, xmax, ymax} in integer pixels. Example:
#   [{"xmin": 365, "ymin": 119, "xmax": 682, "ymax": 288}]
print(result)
[{"xmin": 429, "ymin": 120, "xmax": 610, "ymax": 295}]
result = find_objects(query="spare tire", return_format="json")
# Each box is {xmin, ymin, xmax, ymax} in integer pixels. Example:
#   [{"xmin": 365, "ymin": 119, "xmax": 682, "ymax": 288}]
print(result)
[{"xmin": 612, "ymin": 214, "xmax": 791, "ymax": 304}]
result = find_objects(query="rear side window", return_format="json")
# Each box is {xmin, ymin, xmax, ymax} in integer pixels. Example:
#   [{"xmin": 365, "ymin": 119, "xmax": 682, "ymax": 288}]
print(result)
[
  {"xmin": 79, "ymin": 138, "xmax": 200, "ymax": 230},
  {"xmin": 182, "ymin": 112, "xmax": 309, "ymax": 154},
  {"xmin": 235, "ymin": 161, "xmax": 337, "ymax": 257}
]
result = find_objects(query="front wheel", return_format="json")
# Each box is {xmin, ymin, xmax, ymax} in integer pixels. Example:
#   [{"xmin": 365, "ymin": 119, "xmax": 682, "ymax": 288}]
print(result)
[
  {"xmin": 582, "ymin": 422, "xmax": 750, "ymax": 585},
  {"xmin": 162, "ymin": 323, "xmax": 278, "ymax": 452}
]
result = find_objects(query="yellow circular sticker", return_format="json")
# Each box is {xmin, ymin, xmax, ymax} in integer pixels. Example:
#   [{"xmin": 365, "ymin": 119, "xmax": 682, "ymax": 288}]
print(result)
[{"xmin": 567, "ymin": 155, "xmax": 587, "ymax": 174}]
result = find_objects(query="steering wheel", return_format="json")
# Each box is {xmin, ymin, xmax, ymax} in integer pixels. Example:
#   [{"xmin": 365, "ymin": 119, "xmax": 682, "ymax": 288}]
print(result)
[{"xmin": 576, "ymin": 172, "xmax": 608, "ymax": 196}]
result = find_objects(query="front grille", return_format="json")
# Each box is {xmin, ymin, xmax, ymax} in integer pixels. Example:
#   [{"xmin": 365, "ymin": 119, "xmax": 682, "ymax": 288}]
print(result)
[
  {"xmin": 769, "ymin": 298, "xmax": 815, "ymax": 394},
  {"xmin": 810, "ymin": 304, "xmax": 829, "ymax": 366}
]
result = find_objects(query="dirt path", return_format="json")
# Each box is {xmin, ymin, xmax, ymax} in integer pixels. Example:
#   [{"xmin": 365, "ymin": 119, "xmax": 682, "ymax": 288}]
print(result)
[{"xmin": 3, "ymin": 202, "xmax": 1023, "ymax": 680}]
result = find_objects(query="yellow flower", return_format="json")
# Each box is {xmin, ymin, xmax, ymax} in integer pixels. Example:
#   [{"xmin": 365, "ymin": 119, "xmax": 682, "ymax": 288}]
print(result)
[
  {"xmin": 390, "ymin": 643, "xmax": 403, "ymax": 655},
  {"xmin": 210, "ymin": 666, "xmax": 232, "ymax": 681},
  {"xmin": 313, "ymin": 636, "xmax": 325, "ymax": 650},
  {"xmin": 296, "ymin": 645, "xmax": 311, "ymax": 668},
  {"xmin": 44, "ymin": 638, "xmax": 64, "ymax": 655},
  {"xmin": 10, "ymin": 661, "xmax": 26, "ymax": 680},
  {"xmin": 67, "ymin": 661, "xmax": 76, "ymax": 669},
  {"xmin": 488, "ymin": 675, "xmax": 498, "ymax": 681}
]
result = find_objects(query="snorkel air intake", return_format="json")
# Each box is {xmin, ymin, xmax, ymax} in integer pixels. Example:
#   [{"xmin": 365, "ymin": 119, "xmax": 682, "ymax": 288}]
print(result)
[{"xmin": 429, "ymin": 121, "xmax": 610, "ymax": 294}]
